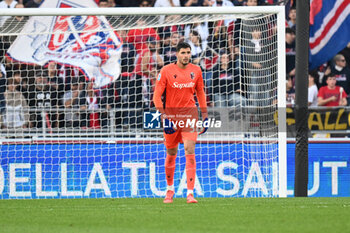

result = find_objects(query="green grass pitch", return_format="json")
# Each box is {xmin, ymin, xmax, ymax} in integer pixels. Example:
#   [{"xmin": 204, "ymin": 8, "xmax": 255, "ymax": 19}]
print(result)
[{"xmin": 0, "ymin": 197, "xmax": 350, "ymax": 233}]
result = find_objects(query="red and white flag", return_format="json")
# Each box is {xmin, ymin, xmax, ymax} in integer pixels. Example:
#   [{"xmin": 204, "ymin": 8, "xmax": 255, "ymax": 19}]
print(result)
[{"xmin": 7, "ymin": 0, "xmax": 122, "ymax": 88}]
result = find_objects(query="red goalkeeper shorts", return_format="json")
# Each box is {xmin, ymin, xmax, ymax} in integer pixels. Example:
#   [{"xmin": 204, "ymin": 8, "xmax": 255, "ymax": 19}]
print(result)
[{"xmin": 164, "ymin": 128, "xmax": 197, "ymax": 149}]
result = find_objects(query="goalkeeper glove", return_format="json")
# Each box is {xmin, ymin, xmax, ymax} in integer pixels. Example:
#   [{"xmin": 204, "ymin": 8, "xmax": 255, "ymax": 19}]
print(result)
[
  {"xmin": 198, "ymin": 118, "xmax": 208, "ymax": 135},
  {"xmin": 163, "ymin": 117, "xmax": 176, "ymax": 134}
]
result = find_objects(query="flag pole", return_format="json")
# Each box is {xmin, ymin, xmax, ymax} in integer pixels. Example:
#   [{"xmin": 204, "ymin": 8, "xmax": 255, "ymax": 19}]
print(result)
[{"xmin": 294, "ymin": 0, "xmax": 309, "ymax": 197}]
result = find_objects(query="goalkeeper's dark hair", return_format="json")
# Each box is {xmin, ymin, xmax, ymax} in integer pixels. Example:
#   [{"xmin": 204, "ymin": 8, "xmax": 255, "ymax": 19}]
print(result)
[{"xmin": 176, "ymin": 42, "xmax": 191, "ymax": 52}]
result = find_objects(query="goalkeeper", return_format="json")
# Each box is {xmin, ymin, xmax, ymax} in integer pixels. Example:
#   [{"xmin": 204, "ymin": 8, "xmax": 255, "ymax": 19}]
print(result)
[{"xmin": 153, "ymin": 42, "xmax": 208, "ymax": 204}]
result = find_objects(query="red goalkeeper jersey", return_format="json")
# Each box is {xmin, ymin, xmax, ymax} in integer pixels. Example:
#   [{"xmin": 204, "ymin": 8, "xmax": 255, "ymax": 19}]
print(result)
[{"xmin": 154, "ymin": 63, "xmax": 205, "ymax": 112}]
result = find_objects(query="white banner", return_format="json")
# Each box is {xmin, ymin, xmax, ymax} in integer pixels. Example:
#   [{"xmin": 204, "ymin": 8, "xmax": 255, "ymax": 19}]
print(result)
[{"xmin": 7, "ymin": 0, "xmax": 122, "ymax": 88}]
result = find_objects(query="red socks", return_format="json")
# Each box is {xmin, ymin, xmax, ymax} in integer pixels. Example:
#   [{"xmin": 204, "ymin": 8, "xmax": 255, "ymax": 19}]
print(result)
[
  {"xmin": 185, "ymin": 154, "xmax": 196, "ymax": 190},
  {"xmin": 165, "ymin": 153, "xmax": 196, "ymax": 191},
  {"xmin": 165, "ymin": 154, "xmax": 177, "ymax": 186}
]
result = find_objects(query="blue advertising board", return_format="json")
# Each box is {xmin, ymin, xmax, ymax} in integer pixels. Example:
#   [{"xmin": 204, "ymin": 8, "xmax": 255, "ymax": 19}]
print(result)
[
  {"xmin": 287, "ymin": 143, "xmax": 350, "ymax": 197},
  {"xmin": 0, "ymin": 143, "xmax": 349, "ymax": 199}
]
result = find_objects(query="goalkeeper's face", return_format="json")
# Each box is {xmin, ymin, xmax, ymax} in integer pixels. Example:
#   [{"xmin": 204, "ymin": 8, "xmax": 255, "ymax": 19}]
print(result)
[{"xmin": 177, "ymin": 48, "xmax": 192, "ymax": 67}]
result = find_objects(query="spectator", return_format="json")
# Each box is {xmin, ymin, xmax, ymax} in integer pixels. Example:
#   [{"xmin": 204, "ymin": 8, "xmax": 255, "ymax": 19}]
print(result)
[
  {"xmin": 246, "ymin": 0, "xmax": 258, "ymax": 6},
  {"xmin": 57, "ymin": 64, "xmax": 81, "ymax": 91},
  {"xmin": 232, "ymin": 0, "xmax": 245, "ymax": 6},
  {"xmin": 2, "ymin": 77, "xmax": 29, "ymax": 129},
  {"xmin": 139, "ymin": 0, "xmax": 152, "ymax": 6},
  {"xmin": 12, "ymin": 72, "xmax": 34, "ymax": 125},
  {"xmin": 107, "ymin": 0, "xmax": 116, "ymax": 7},
  {"xmin": 284, "ymin": 0, "xmax": 296, "ymax": 14},
  {"xmin": 126, "ymin": 17, "xmax": 160, "ymax": 54},
  {"xmin": 47, "ymin": 62, "xmax": 65, "ymax": 127},
  {"xmin": 186, "ymin": 30, "xmax": 203, "ymax": 65},
  {"xmin": 99, "ymin": 83, "xmax": 117, "ymax": 128},
  {"xmin": 154, "ymin": 4, "xmax": 182, "ymax": 27},
  {"xmin": 181, "ymin": 0, "xmax": 211, "ymax": 6},
  {"xmin": 158, "ymin": 30, "xmax": 172, "ymax": 49},
  {"xmin": 265, "ymin": 0, "xmax": 279, "ymax": 4},
  {"xmin": 318, "ymin": 73, "xmax": 347, "ymax": 107},
  {"xmin": 330, "ymin": 54, "xmax": 350, "ymax": 97},
  {"xmin": 28, "ymin": 71, "xmax": 58, "ymax": 128},
  {"xmin": 285, "ymin": 27, "xmax": 296, "ymax": 77},
  {"xmin": 208, "ymin": 20, "xmax": 228, "ymax": 52},
  {"xmin": 308, "ymin": 71, "xmax": 319, "ymax": 107},
  {"xmin": 249, "ymin": 28, "xmax": 265, "ymax": 68},
  {"xmin": 133, "ymin": 36, "xmax": 164, "ymax": 108},
  {"xmin": 119, "ymin": 30, "xmax": 136, "ymax": 73},
  {"xmin": 258, "ymin": 0, "xmax": 268, "ymax": 4},
  {"xmin": 24, "ymin": 0, "xmax": 42, "ymax": 8},
  {"xmin": 12, "ymin": 72, "xmax": 25, "ymax": 93},
  {"xmin": 243, "ymin": 28, "xmax": 272, "ymax": 107},
  {"xmin": 99, "ymin": 0, "xmax": 109, "ymax": 7},
  {"xmin": 286, "ymin": 75, "xmax": 295, "ymax": 106},
  {"xmin": 122, "ymin": 36, "xmax": 164, "ymax": 128},
  {"xmin": 162, "ymin": 32, "xmax": 180, "ymax": 65},
  {"xmin": 315, "ymin": 62, "xmax": 328, "ymax": 84},
  {"xmin": 184, "ymin": 19, "xmax": 209, "ymax": 49},
  {"xmin": 210, "ymin": 0, "xmax": 235, "ymax": 27},
  {"xmin": 198, "ymin": 46, "xmax": 220, "ymax": 105},
  {"xmin": 96, "ymin": 0, "xmax": 117, "ymax": 7},
  {"xmin": 107, "ymin": 78, "xmax": 125, "ymax": 128},
  {"xmin": 212, "ymin": 51, "xmax": 246, "ymax": 107},
  {"xmin": 47, "ymin": 62, "xmax": 65, "ymax": 102},
  {"xmin": 154, "ymin": 0, "xmax": 180, "ymax": 7},
  {"xmin": 115, "ymin": 0, "xmax": 139, "ymax": 7},
  {"xmin": 211, "ymin": 0, "xmax": 231, "ymax": 7},
  {"xmin": 158, "ymin": 15, "xmax": 184, "ymax": 39},
  {"xmin": 14, "ymin": 71, "xmax": 32, "ymax": 103},
  {"xmin": 2, "ymin": 3, "xmax": 26, "ymax": 27},
  {"xmin": 116, "ymin": 73, "xmax": 133, "ymax": 127},
  {"xmin": 202, "ymin": 20, "xmax": 228, "ymax": 99},
  {"xmin": 134, "ymin": 36, "xmax": 164, "ymax": 81},
  {"xmin": 0, "ymin": 0, "xmax": 18, "ymax": 27},
  {"xmin": 227, "ymin": 19, "xmax": 237, "ymax": 61},
  {"xmin": 287, "ymin": 7, "xmax": 296, "ymax": 30},
  {"xmin": 181, "ymin": 0, "xmax": 198, "ymax": 6},
  {"xmin": 62, "ymin": 79, "xmax": 84, "ymax": 127},
  {"xmin": 339, "ymin": 43, "xmax": 350, "ymax": 68},
  {"xmin": 80, "ymin": 82, "xmax": 102, "ymax": 129},
  {"xmin": 231, "ymin": 0, "xmax": 258, "ymax": 60}
]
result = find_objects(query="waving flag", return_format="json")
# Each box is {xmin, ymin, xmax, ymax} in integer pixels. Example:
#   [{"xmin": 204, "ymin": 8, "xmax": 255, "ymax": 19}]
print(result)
[
  {"xmin": 7, "ymin": 0, "xmax": 122, "ymax": 88},
  {"xmin": 309, "ymin": 0, "xmax": 350, "ymax": 69}
]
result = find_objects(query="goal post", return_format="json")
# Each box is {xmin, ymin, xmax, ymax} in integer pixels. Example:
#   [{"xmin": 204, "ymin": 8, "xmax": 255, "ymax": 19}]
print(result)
[
  {"xmin": 0, "ymin": 5, "xmax": 286, "ymax": 199},
  {"xmin": 276, "ymin": 8, "xmax": 287, "ymax": 198}
]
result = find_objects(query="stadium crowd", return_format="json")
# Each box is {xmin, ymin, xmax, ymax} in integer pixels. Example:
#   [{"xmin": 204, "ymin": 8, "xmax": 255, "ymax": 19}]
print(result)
[
  {"xmin": 285, "ymin": 27, "xmax": 350, "ymax": 108},
  {"xmin": 0, "ymin": 0, "xmax": 348, "ymax": 131}
]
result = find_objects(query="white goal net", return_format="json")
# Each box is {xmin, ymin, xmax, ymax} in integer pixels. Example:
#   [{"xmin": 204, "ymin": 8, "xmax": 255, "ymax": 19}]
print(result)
[{"xmin": 0, "ymin": 5, "xmax": 286, "ymax": 199}]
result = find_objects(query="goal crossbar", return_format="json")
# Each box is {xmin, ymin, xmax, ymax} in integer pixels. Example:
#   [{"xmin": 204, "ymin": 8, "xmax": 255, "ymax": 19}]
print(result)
[{"xmin": 0, "ymin": 6, "xmax": 284, "ymax": 16}]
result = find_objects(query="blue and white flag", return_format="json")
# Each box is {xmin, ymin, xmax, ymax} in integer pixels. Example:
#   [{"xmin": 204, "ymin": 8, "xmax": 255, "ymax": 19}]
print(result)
[
  {"xmin": 7, "ymin": 0, "xmax": 122, "ymax": 88},
  {"xmin": 309, "ymin": 0, "xmax": 350, "ymax": 69}
]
